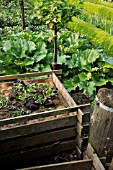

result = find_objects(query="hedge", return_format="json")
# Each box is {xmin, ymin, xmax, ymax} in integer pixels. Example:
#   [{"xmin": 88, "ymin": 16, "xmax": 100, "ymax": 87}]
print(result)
[
  {"xmin": 84, "ymin": 2, "xmax": 113, "ymax": 20},
  {"xmin": 100, "ymin": 1, "xmax": 113, "ymax": 8},
  {"xmin": 67, "ymin": 16, "xmax": 113, "ymax": 57},
  {"xmin": 79, "ymin": 10, "xmax": 113, "ymax": 35},
  {"xmin": 84, "ymin": 0, "xmax": 113, "ymax": 8}
]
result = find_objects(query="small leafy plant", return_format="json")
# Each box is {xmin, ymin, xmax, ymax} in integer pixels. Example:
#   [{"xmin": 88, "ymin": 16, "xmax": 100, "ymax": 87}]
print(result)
[{"xmin": 0, "ymin": 80, "xmax": 57, "ymax": 117}]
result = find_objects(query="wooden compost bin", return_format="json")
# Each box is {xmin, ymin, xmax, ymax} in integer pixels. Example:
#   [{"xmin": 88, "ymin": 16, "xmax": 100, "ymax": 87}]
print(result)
[{"xmin": 0, "ymin": 70, "xmax": 92, "ymax": 169}]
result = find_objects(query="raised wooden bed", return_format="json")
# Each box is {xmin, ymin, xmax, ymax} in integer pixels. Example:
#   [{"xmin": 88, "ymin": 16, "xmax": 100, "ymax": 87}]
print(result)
[{"xmin": 0, "ymin": 70, "xmax": 92, "ymax": 169}]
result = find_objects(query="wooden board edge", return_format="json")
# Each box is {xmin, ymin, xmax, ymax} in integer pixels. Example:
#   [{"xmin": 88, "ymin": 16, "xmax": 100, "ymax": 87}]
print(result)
[{"xmin": 0, "ymin": 70, "xmax": 62, "ymax": 81}]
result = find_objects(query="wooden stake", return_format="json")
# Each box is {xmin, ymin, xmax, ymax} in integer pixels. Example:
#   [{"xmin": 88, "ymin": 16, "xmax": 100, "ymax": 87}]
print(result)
[
  {"xmin": 19, "ymin": 0, "xmax": 25, "ymax": 30},
  {"xmin": 52, "ymin": 23, "xmax": 57, "ymax": 70}
]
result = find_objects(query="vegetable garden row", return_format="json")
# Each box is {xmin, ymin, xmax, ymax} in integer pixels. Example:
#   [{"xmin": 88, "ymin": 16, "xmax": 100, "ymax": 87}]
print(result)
[
  {"xmin": 0, "ymin": 0, "xmax": 113, "ymax": 103},
  {"xmin": 0, "ymin": 0, "xmax": 113, "ymax": 169}
]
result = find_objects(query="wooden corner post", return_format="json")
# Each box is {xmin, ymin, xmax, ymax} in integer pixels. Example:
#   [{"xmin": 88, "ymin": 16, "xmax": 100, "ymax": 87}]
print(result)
[{"xmin": 89, "ymin": 88, "xmax": 113, "ymax": 163}]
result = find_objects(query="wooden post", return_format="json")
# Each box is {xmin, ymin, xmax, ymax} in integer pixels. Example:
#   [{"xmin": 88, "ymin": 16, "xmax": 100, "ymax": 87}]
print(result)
[
  {"xmin": 19, "ymin": 0, "xmax": 25, "ymax": 30},
  {"xmin": 52, "ymin": 23, "xmax": 57, "ymax": 70},
  {"xmin": 89, "ymin": 88, "xmax": 113, "ymax": 163}
]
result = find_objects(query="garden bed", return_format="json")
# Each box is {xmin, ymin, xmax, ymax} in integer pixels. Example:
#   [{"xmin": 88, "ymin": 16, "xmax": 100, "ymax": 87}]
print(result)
[
  {"xmin": 0, "ymin": 76, "xmax": 67, "ymax": 129},
  {"xmin": 0, "ymin": 70, "xmax": 91, "ymax": 169}
]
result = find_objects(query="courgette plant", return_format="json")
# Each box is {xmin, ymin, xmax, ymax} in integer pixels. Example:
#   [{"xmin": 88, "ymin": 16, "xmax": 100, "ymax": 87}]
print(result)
[{"xmin": 32, "ymin": 0, "xmax": 81, "ymax": 69}]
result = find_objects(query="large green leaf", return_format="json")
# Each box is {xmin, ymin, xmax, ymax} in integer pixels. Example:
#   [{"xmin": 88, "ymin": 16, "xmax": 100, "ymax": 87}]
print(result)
[
  {"xmin": 3, "ymin": 40, "xmax": 12, "ymax": 51},
  {"xmin": 57, "ymin": 55, "xmax": 70, "ymax": 65},
  {"xmin": 88, "ymin": 49, "xmax": 100, "ymax": 63},
  {"xmin": 102, "ymin": 54, "xmax": 113, "ymax": 65},
  {"xmin": 95, "ymin": 78, "xmax": 108, "ymax": 87},
  {"xmin": 33, "ymin": 42, "xmax": 47, "ymax": 62},
  {"xmin": 85, "ymin": 81, "xmax": 96, "ymax": 97}
]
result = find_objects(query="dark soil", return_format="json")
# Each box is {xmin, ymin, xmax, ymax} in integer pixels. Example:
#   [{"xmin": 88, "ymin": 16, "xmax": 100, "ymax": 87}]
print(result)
[
  {"xmin": 23, "ymin": 150, "xmax": 79, "ymax": 169},
  {"xmin": 70, "ymin": 91, "xmax": 90, "ymax": 105},
  {"xmin": 0, "ymin": 80, "xmax": 66, "ymax": 121}
]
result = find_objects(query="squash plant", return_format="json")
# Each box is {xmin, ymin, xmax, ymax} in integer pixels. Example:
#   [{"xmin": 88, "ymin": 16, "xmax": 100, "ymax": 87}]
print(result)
[{"xmin": 32, "ymin": 0, "xmax": 81, "ymax": 69}]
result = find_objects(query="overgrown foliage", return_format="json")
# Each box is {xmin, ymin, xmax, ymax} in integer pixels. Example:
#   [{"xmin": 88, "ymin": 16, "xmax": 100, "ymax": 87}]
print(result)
[
  {"xmin": 0, "ymin": 0, "xmax": 113, "ymax": 102},
  {"xmin": 78, "ymin": 11, "xmax": 113, "ymax": 35},
  {"xmin": 68, "ymin": 16, "xmax": 113, "ymax": 56},
  {"xmin": 84, "ymin": 2, "xmax": 113, "ymax": 20},
  {"xmin": 33, "ymin": 0, "xmax": 80, "ymax": 30}
]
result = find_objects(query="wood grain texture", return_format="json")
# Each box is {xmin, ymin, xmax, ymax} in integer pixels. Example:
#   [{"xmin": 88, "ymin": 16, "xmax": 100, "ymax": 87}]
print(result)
[
  {"xmin": 18, "ymin": 159, "xmax": 93, "ymax": 170},
  {"xmin": 0, "ymin": 127, "xmax": 76, "ymax": 155},
  {"xmin": 89, "ymin": 89, "xmax": 113, "ymax": 162},
  {"xmin": 0, "ymin": 70, "xmax": 62, "ymax": 81}
]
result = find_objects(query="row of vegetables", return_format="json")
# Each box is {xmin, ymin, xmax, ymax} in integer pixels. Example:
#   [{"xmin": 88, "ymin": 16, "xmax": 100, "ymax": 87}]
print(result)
[{"xmin": 0, "ymin": 0, "xmax": 113, "ymax": 102}]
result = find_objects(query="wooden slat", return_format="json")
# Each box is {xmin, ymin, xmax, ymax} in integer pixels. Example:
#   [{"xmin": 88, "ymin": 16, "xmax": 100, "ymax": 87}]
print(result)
[
  {"xmin": 0, "ymin": 70, "xmax": 62, "ymax": 81},
  {"xmin": 76, "ymin": 134, "xmax": 83, "ymax": 150},
  {"xmin": 85, "ymin": 143, "xmax": 95, "ymax": 159},
  {"xmin": 52, "ymin": 73, "xmax": 76, "ymax": 107},
  {"xmin": 0, "ymin": 140, "xmax": 77, "ymax": 165},
  {"xmin": 77, "ymin": 121, "xmax": 83, "ymax": 137},
  {"xmin": 100, "ymin": 157, "xmax": 106, "ymax": 166},
  {"xmin": 77, "ymin": 111, "xmax": 90, "ymax": 125},
  {"xmin": 0, "ymin": 115, "xmax": 77, "ymax": 141},
  {"xmin": 76, "ymin": 122, "xmax": 90, "ymax": 137},
  {"xmin": 17, "ymin": 159, "xmax": 93, "ymax": 170},
  {"xmin": 76, "ymin": 134, "xmax": 89, "ymax": 151},
  {"xmin": 0, "ymin": 104, "xmax": 90, "ymax": 126},
  {"xmin": 77, "ymin": 109, "xmax": 83, "ymax": 124},
  {"xmin": 76, "ymin": 145, "xmax": 82, "ymax": 160},
  {"xmin": 0, "ymin": 127, "xmax": 77, "ymax": 155},
  {"xmin": 93, "ymin": 154, "xmax": 105, "ymax": 170},
  {"xmin": 84, "ymin": 143, "xmax": 106, "ymax": 170}
]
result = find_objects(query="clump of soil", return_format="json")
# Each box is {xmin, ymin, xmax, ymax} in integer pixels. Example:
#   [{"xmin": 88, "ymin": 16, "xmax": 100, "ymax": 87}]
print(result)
[{"xmin": 70, "ymin": 91, "xmax": 90, "ymax": 105}]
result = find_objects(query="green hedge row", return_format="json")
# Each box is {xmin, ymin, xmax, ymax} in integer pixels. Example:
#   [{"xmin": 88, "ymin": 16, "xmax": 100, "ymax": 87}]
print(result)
[
  {"xmin": 79, "ymin": 10, "xmax": 113, "ymax": 35},
  {"xmin": 67, "ymin": 16, "xmax": 113, "ymax": 57},
  {"xmin": 84, "ymin": 0, "xmax": 113, "ymax": 8},
  {"xmin": 100, "ymin": 1, "xmax": 113, "ymax": 8},
  {"xmin": 84, "ymin": 2, "xmax": 113, "ymax": 20}
]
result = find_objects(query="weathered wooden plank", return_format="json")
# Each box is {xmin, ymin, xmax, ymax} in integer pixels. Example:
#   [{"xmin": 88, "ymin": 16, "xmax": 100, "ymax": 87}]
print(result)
[
  {"xmin": 17, "ymin": 159, "xmax": 93, "ymax": 170},
  {"xmin": 77, "ymin": 109, "xmax": 83, "ymax": 124},
  {"xmin": 76, "ymin": 134, "xmax": 83, "ymax": 150},
  {"xmin": 52, "ymin": 73, "xmax": 76, "ymax": 107},
  {"xmin": 93, "ymin": 154, "xmax": 105, "ymax": 170},
  {"xmin": 0, "ymin": 140, "xmax": 77, "ymax": 165},
  {"xmin": 85, "ymin": 143, "xmax": 95, "ymax": 159},
  {"xmin": 84, "ymin": 143, "xmax": 106, "ymax": 170},
  {"xmin": 0, "ymin": 115, "xmax": 77, "ymax": 141},
  {"xmin": 76, "ymin": 145, "xmax": 82, "ymax": 160},
  {"xmin": 0, "ymin": 70, "xmax": 62, "ymax": 81},
  {"xmin": 0, "ymin": 104, "xmax": 90, "ymax": 126},
  {"xmin": 89, "ymin": 89, "xmax": 113, "ymax": 162},
  {"xmin": 77, "ymin": 110, "xmax": 90, "ymax": 125},
  {"xmin": 76, "ymin": 134, "xmax": 89, "ymax": 150},
  {"xmin": 76, "ymin": 121, "xmax": 90, "ymax": 137},
  {"xmin": 76, "ymin": 121, "xmax": 83, "ymax": 137},
  {"xmin": 0, "ymin": 127, "xmax": 77, "ymax": 155},
  {"xmin": 99, "ymin": 157, "xmax": 106, "ymax": 166}
]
